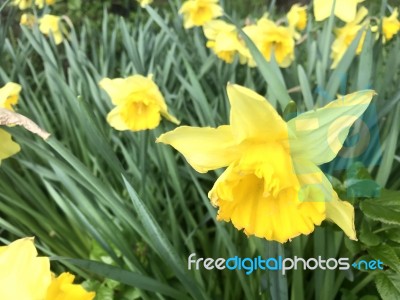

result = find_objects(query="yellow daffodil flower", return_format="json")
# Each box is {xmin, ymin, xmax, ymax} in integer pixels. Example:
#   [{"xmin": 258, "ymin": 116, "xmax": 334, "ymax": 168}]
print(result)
[
  {"xmin": 137, "ymin": 0, "xmax": 153, "ymax": 7},
  {"xmin": 99, "ymin": 75, "xmax": 179, "ymax": 132},
  {"xmin": 203, "ymin": 20, "xmax": 247, "ymax": 63},
  {"xmin": 0, "ymin": 238, "xmax": 96, "ymax": 299},
  {"xmin": 0, "ymin": 237, "xmax": 52, "ymax": 299},
  {"xmin": 157, "ymin": 84, "xmax": 374, "ymax": 243},
  {"xmin": 382, "ymin": 8, "xmax": 400, "ymax": 43},
  {"xmin": 243, "ymin": 18, "xmax": 295, "ymax": 68},
  {"xmin": 179, "ymin": 0, "xmax": 223, "ymax": 29},
  {"xmin": 45, "ymin": 272, "xmax": 95, "ymax": 300},
  {"xmin": 314, "ymin": 0, "xmax": 364, "ymax": 22},
  {"xmin": 331, "ymin": 7, "xmax": 370, "ymax": 68},
  {"xmin": 0, "ymin": 82, "xmax": 21, "ymax": 111},
  {"xmin": 20, "ymin": 13, "xmax": 37, "ymax": 28},
  {"xmin": 11, "ymin": 0, "xmax": 32, "ymax": 10},
  {"xmin": 287, "ymin": 4, "xmax": 307, "ymax": 31},
  {"xmin": 39, "ymin": 14, "xmax": 64, "ymax": 45},
  {"xmin": 35, "ymin": 0, "xmax": 55, "ymax": 8}
]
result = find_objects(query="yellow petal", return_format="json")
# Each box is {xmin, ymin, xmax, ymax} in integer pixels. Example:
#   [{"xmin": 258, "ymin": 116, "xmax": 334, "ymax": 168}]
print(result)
[
  {"xmin": 288, "ymin": 90, "xmax": 375, "ymax": 165},
  {"xmin": 0, "ymin": 82, "xmax": 22, "ymax": 111},
  {"xmin": 0, "ymin": 237, "xmax": 52, "ymax": 300},
  {"xmin": 212, "ymin": 166, "xmax": 325, "ymax": 243},
  {"xmin": 99, "ymin": 78, "xmax": 134, "ymax": 106},
  {"xmin": 157, "ymin": 125, "xmax": 240, "ymax": 173},
  {"xmin": 0, "ymin": 129, "xmax": 20, "ymax": 163},
  {"xmin": 313, "ymin": 0, "xmax": 334, "ymax": 22},
  {"xmin": 46, "ymin": 272, "xmax": 95, "ymax": 300},
  {"xmin": 326, "ymin": 195, "xmax": 357, "ymax": 240},
  {"xmin": 227, "ymin": 84, "xmax": 287, "ymax": 143}
]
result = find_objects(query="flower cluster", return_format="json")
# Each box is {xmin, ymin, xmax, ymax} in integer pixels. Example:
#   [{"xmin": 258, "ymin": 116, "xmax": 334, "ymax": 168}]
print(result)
[
  {"xmin": 12, "ymin": 0, "xmax": 66, "ymax": 45},
  {"xmin": 179, "ymin": 0, "xmax": 307, "ymax": 68},
  {"xmin": 314, "ymin": 0, "xmax": 400, "ymax": 68},
  {"xmin": 0, "ymin": 237, "xmax": 95, "ymax": 299}
]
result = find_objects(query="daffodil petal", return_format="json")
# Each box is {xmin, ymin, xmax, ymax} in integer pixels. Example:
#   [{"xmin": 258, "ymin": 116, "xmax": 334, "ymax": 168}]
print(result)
[
  {"xmin": 227, "ymin": 84, "xmax": 287, "ymax": 142},
  {"xmin": 313, "ymin": 0, "xmax": 333, "ymax": 21},
  {"xmin": 294, "ymin": 159, "xmax": 356, "ymax": 240},
  {"xmin": 288, "ymin": 90, "xmax": 375, "ymax": 165},
  {"xmin": 99, "ymin": 78, "xmax": 133, "ymax": 106},
  {"xmin": 0, "ymin": 129, "xmax": 20, "ymax": 162},
  {"xmin": 157, "ymin": 125, "xmax": 240, "ymax": 173},
  {"xmin": 326, "ymin": 195, "xmax": 357, "ymax": 240}
]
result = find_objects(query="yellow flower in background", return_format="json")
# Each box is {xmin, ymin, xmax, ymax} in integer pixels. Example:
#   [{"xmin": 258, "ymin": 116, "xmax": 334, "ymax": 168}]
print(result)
[
  {"xmin": 157, "ymin": 84, "xmax": 374, "ymax": 242},
  {"xmin": 0, "ymin": 238, "xmax": 96, "ymax": 299},
  {"xmin": 314, "ymin": 0, "xmax": 364, "ymax": 22},
  {"xmin": 20, "ymin": 13, "xmax": 37, "ymax": 27},
  {"xmin": 35, "ymin": 0, "xmax": 56, "ymax": 8},
  {"xmin": 11, "ymin": 0, "xmax": 32, "ymax": 10},
  {"xmin": 99, "ymin": 75, "xmax": 179, "ymax": 132},
  {"xmin": 137, "ymin": 0, "xmax": 153, "ymax": 7},
  {"xmin": 382, "ymin": 8, "xmax": 400, "ymax": 43},
  {"xmin": 331, "ymin": 7, "xmax": 369, "ymax": 68},
  {"xmin": 179, "ymin": 0, "xmax": 223, "ymax": 29},
  {"xmin": 287, "ymin": 4, "xmax": 307, "ymax": 31},
  {"xmin": 39, "ymin": 14, "xmax": 64, "ymax": 45},
  {"xmin": 243, "ymin": 18, "xmax": 295, "ymax": 68},
  {"xmin": 0, "ymin": 237, "xmax": 52, "ymax": 299},
  {"xmin": 203, "ymin": 20, "xmax": 246, "ymax": 63},
  {"xmin": 0, "ymin": 82, "xmax": 21, "ymax": 111},
  {"xmin": 0, "ymin": 129, "xmax": 20, "ymax": 163},
  {"xmin": 45, "ymin": 272, "xmax": 95, "ymax": 300}
]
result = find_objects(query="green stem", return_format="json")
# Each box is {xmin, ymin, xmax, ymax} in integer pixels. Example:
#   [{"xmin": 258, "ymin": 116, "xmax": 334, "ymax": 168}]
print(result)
[
  {"xmin": 266, "ymin": 241, "xmax": 289, "ymax": 300},
  {"xmin": 352, "ymin": 273, "xmax": 375, "ymax": 294}
]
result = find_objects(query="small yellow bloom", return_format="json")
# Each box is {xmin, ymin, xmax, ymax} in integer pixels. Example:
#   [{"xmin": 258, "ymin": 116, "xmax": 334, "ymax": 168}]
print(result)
[
  {"xmin": 20, "ymin": 13, "xmax": 37, "ymax": 28},
  {"xmin": 137, "ymin": 0, "xmax": 153, "ymax": 7},
  {"xmin": 39, "ymin": 14, "xmax": 64, "ymax": 45},
  {"xmin": 35, "ymin": 0, "xmax": 56, "ymax": 8},
  {"xmin": 11, "ymin": 0, "xmax": 32, "ymax": 10},
  {"xmin": 0, "ymin": 237, "xmax": 52, "ymax": 299},
  {"xmin": 0, "ymin": 129, "xmax": 20, "ymax": 163},
  {"xmin": 157, "ymin": 84, "xmax": 374, "ymax": 242},
  {"xmin": 0, "ymin": 82, "xmax": 21, "ymax": 111},
  {"xmin": 382, "ymin": 8, "xmax": 400, "ymax": 43},
  {"xmin": 331, "ymin": 7, "xmax": 370, "ymax": 68},
  {"xmin": 45, "ymin": 272, "xmax": 95, "ymax": 300},
  {"xmin": 203, "ymin": 20, "xmax": 246, "ymax": 63},
  {"xmin": 243, "ymin": 18, "xmax": 295, "ymax": 68},
  {"xmin": 287, "ymin": 4, "xmax": 307, "ymax": 31},
  {"xmin": 314, "ymin": 0, "xmax": 364, "ymax": 22},
  {"xmin": 99, "ymin": 75, "xmax": 179, "ymax": 132},
  {"xmin": 179, "ymin": 0, "xmax": 223, "ymax": 29}
]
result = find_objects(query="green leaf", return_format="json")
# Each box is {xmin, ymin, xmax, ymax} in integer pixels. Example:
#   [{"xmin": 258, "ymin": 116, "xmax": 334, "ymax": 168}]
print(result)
[
  {"xmin": 228, "ymin": 17, "xmax": 292, "ymax": 107},
  {"xmin": 283, "ymin": 101, "xmax": 297, "ymax": 121},
  {"xmin": 375, "ymin": 272, "xmax": 400, "ymax": 300},
  {"xmin": 122, "ymin": 176, "xmax": 206, "ymax": 300},
  {"xmin": 368, "ymin": 245, "xmax": 400, "ymax": 273},
  {"xmin": 360, "ymin": 190, "xmax": 400, "ymax": 225},
  {"xmin": 53, "ymin": 257, "xmax": 187, "ymax": 299},
  {"xmin": 359, "ymin": 220, "xmax": 381, "ymax": 247}
]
